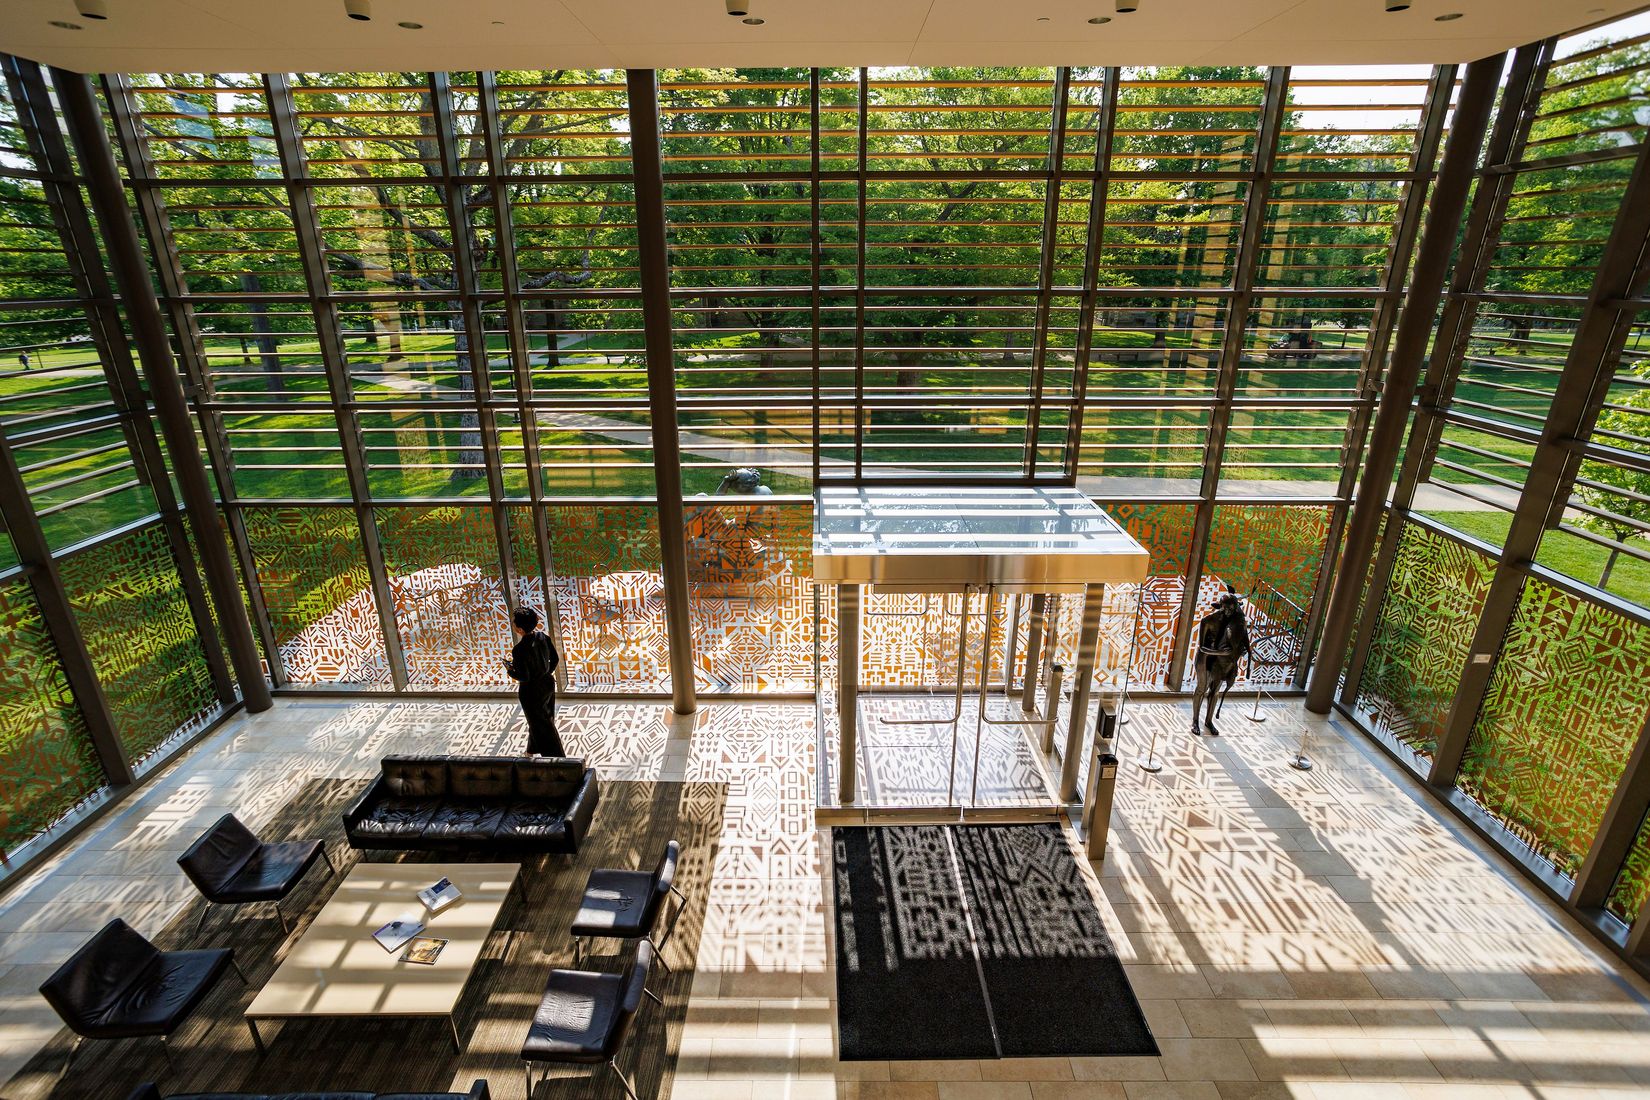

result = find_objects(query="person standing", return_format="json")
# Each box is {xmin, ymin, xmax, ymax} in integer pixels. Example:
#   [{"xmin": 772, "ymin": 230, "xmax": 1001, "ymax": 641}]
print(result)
[{"xmin": 503, "ymin": 606, "xmax": 563, "ymax": 757}]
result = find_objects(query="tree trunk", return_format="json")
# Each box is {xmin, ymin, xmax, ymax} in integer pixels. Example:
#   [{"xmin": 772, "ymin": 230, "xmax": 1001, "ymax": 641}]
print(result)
[
  {"xmin": 239, "ymin": 273, "xmax": 284, "ymax": 393},
  {"xmin": 1600, "ymin": 544, "xmax": 1622, "ymax": 590},
  {"xmin": 450, "ymin": 314, "xmax": 486, "ymax": 487}
]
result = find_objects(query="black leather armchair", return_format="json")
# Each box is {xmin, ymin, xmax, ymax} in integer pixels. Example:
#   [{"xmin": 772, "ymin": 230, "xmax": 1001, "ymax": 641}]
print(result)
[
  {"xmin": 178, "ymin": 813, "xmax": 335, "ymax": 936},
  {"xmin": 569, "ymin": 839, "xmax": 685, "ymax": 969},
  {"xmin": 522, "ymin": 941, "xmax": 658, "ymax": 1100},
  {"xmin": 39, "ymin": 919, "xmax": 246, "ymax": 1081},
  {"xmin": 124, "ymin": 1079, "xmax": 491, "ymax": 1100}
]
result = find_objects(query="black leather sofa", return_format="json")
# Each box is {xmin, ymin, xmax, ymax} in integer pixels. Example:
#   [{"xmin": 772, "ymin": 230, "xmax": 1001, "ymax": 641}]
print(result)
[
  {"xmin": 343, "ymin": 755, "xmax": 599, "ymax": 855},
  {"xmin": 125, "ymin": 1080, "xmax": 489, "ymax": 1100}
]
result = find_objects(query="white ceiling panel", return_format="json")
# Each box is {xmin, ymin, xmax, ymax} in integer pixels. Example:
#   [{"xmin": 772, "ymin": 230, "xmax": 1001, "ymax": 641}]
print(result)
[{"xmin": 0, "ymin": 0, "xmax": 1642, "ymax": 74}]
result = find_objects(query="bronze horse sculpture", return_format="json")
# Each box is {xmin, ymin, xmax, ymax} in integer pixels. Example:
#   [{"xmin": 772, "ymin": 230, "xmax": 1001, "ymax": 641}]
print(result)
[{"xmin": 1191, "ymin": 589, "xmax": 1250, "ymax": 736}]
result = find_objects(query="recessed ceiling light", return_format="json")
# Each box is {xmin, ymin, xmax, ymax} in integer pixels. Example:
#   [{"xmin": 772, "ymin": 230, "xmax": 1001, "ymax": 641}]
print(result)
[
  {"xmin": 398, "ymin": 20, "xmax": 423, "ymax": 28},
  {"xmin": 1037, "ymin": 15, "xmax": 1051, "ymax": 21},
  {"xmin": 49, "ymin": 19, "xmax": 82, "ymax": 28},
  {"xmin": 742, "ymin": 15, "xmax": 764, "ymax": 23},
  {"xmin": 1434, "ymin": 11, "xmax": 1463, "ymax": 19},
  {"xmin": 492, "ymin": 19, "xmax": 505, "ymax": 24},
  {"xmin": 1088, "ymin": 15, "xmax": 1111, "ymax": 23}
]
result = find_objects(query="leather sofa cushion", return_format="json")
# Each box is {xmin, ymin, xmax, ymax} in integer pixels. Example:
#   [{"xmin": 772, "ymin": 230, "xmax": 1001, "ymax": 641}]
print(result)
[
  {"xmin": 355, "ymin": 797, "xmax": 440, "ymax": 839},
  {"xmin": 422, "ymin": 800, "xmax": 506, "ymax": 843},
  {"xmin": 514, "ymin": 758, "xmax": 582, "ymax": 800},
  {"xmin": 448, "ymin": 758, "xmax": 514, "ymax": 799},
  {"xmin": 495, "ymin": 802, "xmax": 567, "ymax": 844},
  {"xmin": 382, "ymin": 758, "xmax": 447, "ymax": 798}
]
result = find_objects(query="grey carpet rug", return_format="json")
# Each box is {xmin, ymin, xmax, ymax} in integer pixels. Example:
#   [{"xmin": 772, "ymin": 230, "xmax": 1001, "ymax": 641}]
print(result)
[{"xmin": 5, "ymin": 776, "xmax": 726, "ymax": 1100}]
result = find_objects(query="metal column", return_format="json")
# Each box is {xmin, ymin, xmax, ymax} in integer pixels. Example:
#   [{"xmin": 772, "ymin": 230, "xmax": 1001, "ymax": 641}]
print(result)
[
  {"xmin": 1166, "ymin": 66, "xmax": 1289, "ymax": 690},
  {"xmin": 1060, "ymin": 582, "xmax": 1105, "ymax": 802},
  {"xmin": 626, "ymin": 69, "xmax": 697, "ymax": 715},
  {"xmin": 1303, "ymin": 54, "xmax": 1504, "ymax": 713},
  {"xmin": 264, "ymin": 72, "xmax": 409, "ymax": 691},
  {"xmin": 837, "ymin": 582, "xmax": 861, "ymax": 803},
  {"xmin": 1429, "ymin": 132, "xmax": 1650, "ymax": 787},
  {"xmin": 54, "ymin": 69, "xmax": 273, "ymax": 713}
]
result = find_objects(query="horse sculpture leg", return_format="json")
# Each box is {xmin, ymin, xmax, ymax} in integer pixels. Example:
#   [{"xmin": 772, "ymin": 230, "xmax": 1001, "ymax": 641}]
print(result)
[
  {"xmin": 1203, "ymin": 673, "xmax": 1222, "ymax": 736},
  {"xmin": 1190, "ymin": 663, "xmax": 1208, "ymax": 734}
]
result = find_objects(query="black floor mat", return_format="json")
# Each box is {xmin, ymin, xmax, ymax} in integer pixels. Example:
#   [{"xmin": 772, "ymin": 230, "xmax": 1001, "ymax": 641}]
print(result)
[
  {"xmin": 832, "ymin": 824, "xmax": 1158, "ymax": 1061},
  {"xmin": 831, "ymin": 826, "xmax": 996, "ymax": 1060},
  {"xmin": 953, "ymin": 824, "xmax": 1158, "ymax": 1058}
]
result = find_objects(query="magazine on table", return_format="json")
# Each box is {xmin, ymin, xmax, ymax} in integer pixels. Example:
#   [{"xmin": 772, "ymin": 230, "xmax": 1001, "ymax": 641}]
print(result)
[
  {"xmin": 418, "ymin": 876, "xmax": 462, "ymax": 913},
  {"xmin": 372, "ymin": 916, "xmax": 424, "ymax": 952},
  {"xmin": 403, "ymin": 937, "xmax": 449, "ymax": 965}
]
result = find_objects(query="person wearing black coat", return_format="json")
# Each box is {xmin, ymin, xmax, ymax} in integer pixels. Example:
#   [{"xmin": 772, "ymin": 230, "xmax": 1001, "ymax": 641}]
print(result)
[{"xmin": 504, "ymin": 606, "xmax": 563, "ymax": 756}]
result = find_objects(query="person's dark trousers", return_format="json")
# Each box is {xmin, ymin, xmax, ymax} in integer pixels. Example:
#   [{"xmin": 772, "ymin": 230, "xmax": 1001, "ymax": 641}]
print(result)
[{"xmin": 523, "ymin": 688, "xmax": 564, "ymax": 757}]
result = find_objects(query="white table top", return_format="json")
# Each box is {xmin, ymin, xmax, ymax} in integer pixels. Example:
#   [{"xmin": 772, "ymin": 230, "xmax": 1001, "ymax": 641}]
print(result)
[{"xmin": 246, "ymin": 862, "xmax": 520, "ymax": 1020}]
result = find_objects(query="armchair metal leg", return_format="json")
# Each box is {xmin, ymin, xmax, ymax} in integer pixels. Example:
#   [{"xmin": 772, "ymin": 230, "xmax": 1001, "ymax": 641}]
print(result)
[
  {"xmin": 321, "ymin": 848, "xmax": 338, "ymax": 877},
  {"xmin": 231, "ymin": 956, "xmax": 251, "ymax": 985},
  {"xmin": 647, "ymin": 937, "xmax": 673, "ymax": 974},
  {"xmin": 608, "ymin": 1059, "xmax": 640, "ymax": 1100},
  {"xmin": 58, "ymin": 1036, "xmax": 83, "ymax": 1083},
  {"xmin": 523, "ymin": 1062, "xmax": 533, "ymax": 1098},
  {"xmin": 643, "ymin": 986, "xmax": 664, "ymax": 1007},
  {"xmin": 274, "ymin": 901, "xmax": 290, "ymax": 934},
  {"xmin": 159, "ymin": 1034, "xmax": 178, "ymax": 1075},
  {"xmin": 195, "ymin": 901, "xmax": 213, "ymax": 939}
]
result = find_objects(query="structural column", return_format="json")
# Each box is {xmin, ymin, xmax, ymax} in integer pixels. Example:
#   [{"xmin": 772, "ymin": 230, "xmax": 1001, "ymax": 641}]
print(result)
[
  {"xmin": 1166, "ymin": 66, "xmax": 1288, "ymax": 691},
  {"xmin": 1429, "ymin": 132, "xmax": 1650, "ymax": 787},
  {"xmin": 1060, "ymin": 583, "xmax": 1105, "ymax": 802},
  {"xmin": 54, "ymin": 69, "xmax": 273, "ymax": 713},
  {"xmin": 837, "ymin": 582, "xmax": 862, "ymax": 804},
  {"xmin": 1303, "ymin": 54, "xmax": 1501, "ymax": 714},
  {"xmin": 626, "ymin": 69, "xmax": 697, "ymax": 715}
]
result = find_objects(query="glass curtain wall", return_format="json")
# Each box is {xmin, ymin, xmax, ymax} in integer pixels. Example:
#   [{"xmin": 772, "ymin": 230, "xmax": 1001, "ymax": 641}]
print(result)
[
  {"xmin": 0, "ymin": 63, "xmax": 231, "ymax": 864},
  {"xmin": 1341, "ymin": 12, "xmax": 1650, "ymax": 951},
  {"xmin": 104, "ymin": 62, "xmax": 1460, "ymax": 697}
]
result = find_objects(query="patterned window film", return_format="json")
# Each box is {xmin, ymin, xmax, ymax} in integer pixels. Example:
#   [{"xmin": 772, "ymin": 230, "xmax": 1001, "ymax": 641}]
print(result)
[
  {"xmin": 1353, "ymin": 521, "xmax": 1494, "ymax": 758},
  {"xmin": 0, "ymin": 577, "xmax": 103, "ymax": 854},
  {"xmin": 241, "ymin": 506, "xmax": 390, "ymax": 685},
  {"xmin": 1457, "ymin": 577, "xmax": 1650, "ymax": 880},
  {"xmin": 56, "ymin": 522, "xmax": 218, "ymax": 767}
]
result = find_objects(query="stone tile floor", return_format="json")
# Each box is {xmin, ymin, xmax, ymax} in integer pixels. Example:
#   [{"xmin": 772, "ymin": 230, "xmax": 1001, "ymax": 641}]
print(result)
[{"xmin": 2, "ymin": 695, "xmax": 1649, "ymax": 1099}]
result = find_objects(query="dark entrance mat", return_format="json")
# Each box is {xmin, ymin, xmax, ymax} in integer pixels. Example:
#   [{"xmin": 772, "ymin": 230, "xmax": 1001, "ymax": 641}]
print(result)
[
  {"xmin": 830, "ymin": 826, "xmax": 997, "ymax": 1060},
  {"xmin": 832, "ymin": 823, "xmax": 1157, "ymax": 1061},
  {"xmin": 7, "ymin": 776, "xmax": 727, "ymax": 1100},
  {"xmin": 953, "ymin": 823, "xmax": 1158, "ymax": 1058}
]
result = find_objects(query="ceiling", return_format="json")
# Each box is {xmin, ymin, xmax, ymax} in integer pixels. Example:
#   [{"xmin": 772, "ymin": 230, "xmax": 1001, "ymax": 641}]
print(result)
[{"xmin": 0, "ymin": 0, "xmax": 1642, "ymax": 75}]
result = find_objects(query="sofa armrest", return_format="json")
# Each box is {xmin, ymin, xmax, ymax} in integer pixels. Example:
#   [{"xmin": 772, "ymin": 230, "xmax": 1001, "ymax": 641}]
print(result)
[
  {"xmin": 466, "ymin": 1080, "xmax": 489, "ymax": 1100},
  {"xmin": 341, "ymin": 774, "xmax": 387, "ymax": 834},
  {"xmin": 123, "ymin": 1084, "xmax": 163, "ymax": 1100},
  {"xmin": 563, "ymin": 770, "xmax": 600, "ymax": 849}
]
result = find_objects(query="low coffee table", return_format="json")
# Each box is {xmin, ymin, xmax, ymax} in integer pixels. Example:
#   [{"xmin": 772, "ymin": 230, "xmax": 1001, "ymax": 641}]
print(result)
[{"xmin": 246, "ymin": 862, "xmax": 520, "ymax": 1053}]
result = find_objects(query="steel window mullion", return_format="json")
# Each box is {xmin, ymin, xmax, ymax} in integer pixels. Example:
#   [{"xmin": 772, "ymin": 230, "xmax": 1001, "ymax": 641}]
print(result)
[
  {"xmin": 1429, "ymin": 133, "xmax": 1650, "ymax": 789},
  {"xmin": 477, "ymin": 72, "xmax": 563, "ymax": 676},
  {"xmin": 1022, "ymin": 66, "xmax": 1071, "ymax": 479},
  {"xmin": 264, "ymin": 71, "xmax": 409, "ymax": 691},
  {"xmin": 1165, "ymin": 65, "xmax": 1290, "ymax": 691},
  {"xmin": 10, "ymin": 61, "xmax": 240, "ymax": 709},
  {"xmin": 103, "ymin": 73, "xmax": 285, "ymax": 684},
  {"xmin": 430, "ymin": 73, "xmax": 518, "ymax": 611},
  {"xmin": 811, "ymin": 68, "xmax": 823, "ymax": 488},
  {"xmin": 1294, "ymin": 63, "xmax": 1459, "ymax": 689},
  {"xmin": 1335, "ymin": 43, "xmax": 1550, "ymax": 710},
  {"xmin": 853, "ymin": 68, "xmax": 868, "ymax": 480},
  {"xmin": 1063, "ymin": 67, "xmax": 1119, "ymax": 487}
]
